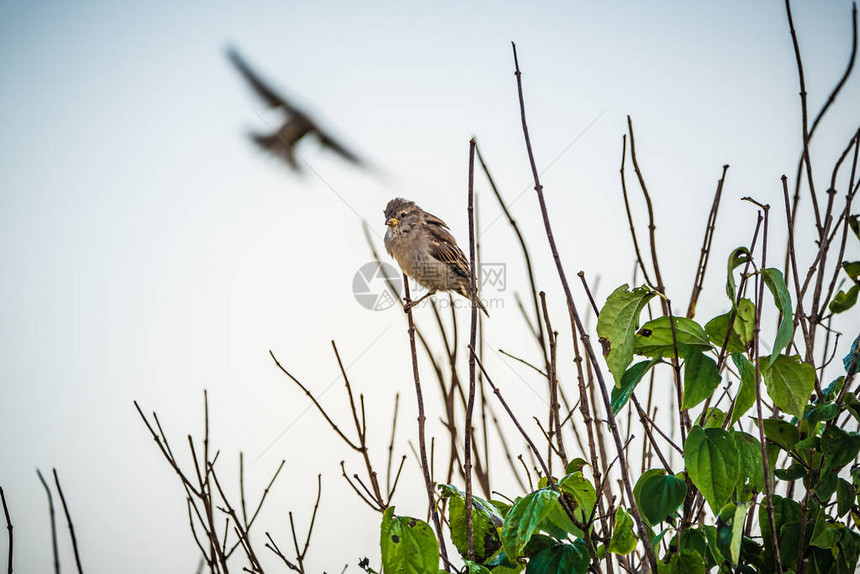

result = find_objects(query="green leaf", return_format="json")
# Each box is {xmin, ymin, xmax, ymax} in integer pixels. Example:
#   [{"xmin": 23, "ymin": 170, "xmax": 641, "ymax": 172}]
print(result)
[
  {"xmin": 846, "ymin": 393, "xmax": 860, "ymax": 423},
  {"xmin": 438, "ymin": 485, "xmax": 502, "ymax": 562},
  {"xmin": 777, "ymin": 521, "xmax": 802, "ymax": 568},
  {"xmin": 726, "ymin": 247, "xmax": 751, "ymax": 301},
  {"xmin": 380, "ymin": 507, "xmax": 440, "ymax": 574},
  {"xmin": 558, "ymin": 473, "xmax": 597, "ymax": 525},
  {"xmin": 543, "ymin": 474, "xmax": 596, "ymax": 539},
  {"xmin": 816, "ymin": 472, "xmax": 838, "ymax": 502},
  {"xmin": 762, "ymin": 418, "xmax": 799, "ymax": 451},
  {"xmin": 703, "ymin": 407, "xmax": 726, "ymax": 428},
  {"xmin": 823, "ymin": 376, "xmax": 845, "ymax": 401},
  {"xmin": 705, "ymin": 313, "xmax": 744, "ymax": 354},
  {"xmin": 730, "ymin": 502, "xmax": 750, "ymax": 565},
  {"xmin": 633, "ymin": 316, "xmax": 712, "ymax": 358},
  {"xmin": 845, "ymin": 335, "xmax": 860, "ymax": 375},
  {"xmin": 523, "ymin": 534, "xmax": 556, "ymax": 558},
  {"xmin": 838, "ymin": 527, "xmax": 860, "ymax": 573},
  {"xmin": 762, "ymin": 355, "xmax": 816, "ymax": 419},
  {"xmin": 538, "ymin": 509, "xmax": 574, "ymax": 540},
  {"xmin": 703, "ymin": 524, "xmax": 726, "ymax": 565},
  {"xmin": 837, "ymin": 478, "xmax": 855, "ymax": 517},
  {"xmin": 501, "ymin": 489, "xmax": 559, "ymax": 560},
  {"xmin": 658, "ymin": 548, "xmax": 706, "ymax": 574},
  {"xmin": 733, "ymin": 431, "xmax": 764, "ymax": 496},
  {"xmin": 729, "ymin": 353, "xmax": 757, "ymax": 426},
  {"xmin": 843, "ymin": 260, "xmax": 860, "ymax": 282},
  {"xmin": 805, "ymin": 402, "xmax": 840, "ymax": 423},
  {"xmin": 684, "ymin": 426, "xmax": 740, "ymax": 513},
  {"xmin": 525, "ymin": 540, "xmax": 589, "ymax": 574},
  {"xmin": 822, "ymin": 426, "xmax": 860, "ymax": 474},
  {"xmin": 759, "ymin": 495, "xmax": 802, "ymax": 566},
  {"xmin": 732, "ymin": 298, "xmax": 756, "ymax": 349},
  {"xmin": 761, "ymin": 268, "xmax": 794, "ymax": 367},
  {"xmin": 682, "ymin": 348, "xmax": 721, "ymax": 409},
  {"xmin": 608, "ymin": 507, "xmax": 637, "ymax": 555},
  {"xmin": 597, "ymin": 284, "xmax": 656, "ymax": 386},
  {"xmin": 669, "ymin": 528, "xmax": 708, "ymax": 561},
  {"xmin": 774, "ymin": 462, "xmax": 807, "ymax": 481},
  {"xmin": 830, "ymin": 283, "xmax": 859, "ymax": 314},
  {"xmin": 850, "ymin": 214, "xmax": 860, "ymax": 240},
  {"xmin": 564, "ymin": 458, "xmax": 588, "ymax": 475},
  {"xmin": 462, "ymin": 561, "xmax": 492, "ymax": 574},
  {"xmin": 810, "ymin": 508, "xmax": 841, "ymax": 549},
  {"xmin": 634, "ymin": 469, "xmax": 666, "ymax": 511},
  {"xmin": 704, "ymin": 298, "xmax": 755, "ymax": 354},
  {"xmin": 611, "ymin": 358, "xmax": 660, "ymax": 414},
  {"xmin": 638, "ymin": 473, "xmax": 687, "ymax": 525}
]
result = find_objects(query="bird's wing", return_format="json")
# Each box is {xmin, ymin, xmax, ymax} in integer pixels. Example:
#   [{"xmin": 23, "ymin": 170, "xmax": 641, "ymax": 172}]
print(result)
[
  {"xmin": 226, "ymin": 47, "xmax": 301, "ymax": 114},
  {"xmin": 426, "ymin": 220, "xmax": 471, "ymax": 280},
  {"xmin": 317, "ymin": 129, "xmax": 363, "ymax": 165}
]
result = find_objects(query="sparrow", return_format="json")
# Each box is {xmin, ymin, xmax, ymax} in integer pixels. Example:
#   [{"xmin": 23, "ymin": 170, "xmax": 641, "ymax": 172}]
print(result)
[
  {"xmin": 227, "ymin": 47, "xmax": 364, "ymax": 171},
  {"xmin": 384, "ymin": 198, "xmax": 488, "ymax": 315}
]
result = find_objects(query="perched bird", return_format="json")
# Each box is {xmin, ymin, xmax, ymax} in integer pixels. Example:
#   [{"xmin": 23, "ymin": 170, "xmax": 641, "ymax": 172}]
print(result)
[
  {"xmin": 384, "ymin": 198, "xmax": 488, "ymax": 315},
  {"xmin": 227, "ymin": 47, "xmax": 364, "ymax": 171}
]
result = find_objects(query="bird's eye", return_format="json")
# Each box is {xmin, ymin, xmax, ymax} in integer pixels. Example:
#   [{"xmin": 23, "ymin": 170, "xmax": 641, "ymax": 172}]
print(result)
[{"xmin": 400, "ymin": 212, "xmax": 407, "ymax": 218}]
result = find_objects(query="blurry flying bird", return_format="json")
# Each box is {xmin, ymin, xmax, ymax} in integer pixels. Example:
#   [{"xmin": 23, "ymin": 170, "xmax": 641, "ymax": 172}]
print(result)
[{"xmin": 227, "ymin": 47, "xmax": 364, "ymax": 171}]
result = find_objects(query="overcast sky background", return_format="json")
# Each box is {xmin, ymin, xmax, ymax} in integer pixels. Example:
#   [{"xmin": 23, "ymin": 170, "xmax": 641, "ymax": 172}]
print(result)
[{"xmin": 1, "ymin": 1, "xmax": 859, "ymax": 572}]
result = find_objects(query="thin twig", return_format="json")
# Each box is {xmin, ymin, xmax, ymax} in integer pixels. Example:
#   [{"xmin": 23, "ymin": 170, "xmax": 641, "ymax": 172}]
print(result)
[
  {"xmin": 540, "ymin": 292, "xmax": 567, "ymax": 466},
  {"xmin": 52, "ymin": 470, "xmax": 84, "ymax": 574},
  {"xmin": 472, "ymin": 348, "xmax": 600, "ymax": 567},
  {"xmin": 269, "ymin": 351, "xmax": 360, "ymax": 451},
  {"xmin": 36, "ymin": 470, "xmax": 60, "ymax": 574},
  {"xmin": 386, "ymin": 393, "xmax": 401, "ymax": 497},
  {"xmin": 823, "ymin": 129, "xmax": 860, "ymax": 311},
  {"xmin": 749, "ymin": 202, "xmax": 784, "ymax": 574},
  {"xmin": 497, "ymin": 349, "xmax": 548, "ymax": 378},
  {"xmin": 476, "ymin": 143, "xmax": 551, "ymax": 382},
  {"xmin": 0, "ymin": 487, "xmax": 11, "ymax": 574},
  {"xmin": 340, "ymin": 462, "xmax": 383, "ymax": 512},
  {"xmin": 512, "ymin": 44, "xmax": 655, "ymax": 572},
  {"xmin": 631, "ymin": 395, "xmax": 674, "ymax": 473},
  {"xmin": 785, "ymin": 0, "xmax": 822, "ymax": 235},
  {"xmin": 465, "ymin": 137, "xmax": 479, "ymax": 560},
  {"xmin": 687, "ymin": 165, "xmax": 729, "ymax": 318},
  {"xmin": 403, "ymin": 276, "xmax": 450, "ymax": 569},
  {"xmin": 619, "ymin": 134, "xmax": 654, "ymax": 287},
  {"xmin": 627, "ymin": 116, "xmax": 666, "ymax": 308},
  {"xmin": 332, "ymin": 341, "xmax": 384, "ymax": 506},
  {"xmin": 786, "ymin": 0, "xmax": 857, "ymax": 270}
]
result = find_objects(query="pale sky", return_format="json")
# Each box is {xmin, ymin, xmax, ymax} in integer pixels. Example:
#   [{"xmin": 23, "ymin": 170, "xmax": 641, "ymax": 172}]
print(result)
[{"xmin": 1, "ymin": 1, "xmax": 858, "ymax": 572}]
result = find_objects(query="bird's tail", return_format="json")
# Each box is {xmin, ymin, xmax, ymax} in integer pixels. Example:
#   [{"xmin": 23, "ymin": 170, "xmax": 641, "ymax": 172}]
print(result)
[
  {"xmin": 476, "ymin": 296, "xmax": 489, "ymax": 317},
  {"xmin": 250, "ymin": 133, "xmax": 277, "ymax": 151},
  {"xmin": 458, "ymin": 286, "xmax": 489, "ymax": 317},
  {"xmin": 250, "ymin": 133, "xmax": 300, "ymax": 170}
]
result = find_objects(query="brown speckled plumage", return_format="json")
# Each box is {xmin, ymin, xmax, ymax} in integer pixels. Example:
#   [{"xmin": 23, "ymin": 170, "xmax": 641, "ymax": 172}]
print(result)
[{"xmin": 383, "ymin": 198, "xmax": 488, "ymax": 315}]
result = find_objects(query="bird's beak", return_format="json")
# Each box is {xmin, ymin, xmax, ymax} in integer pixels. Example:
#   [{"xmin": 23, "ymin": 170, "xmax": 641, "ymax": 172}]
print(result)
[{"xmin": 385, "ymin": 217, "xmax": 399, "ymax": 227}]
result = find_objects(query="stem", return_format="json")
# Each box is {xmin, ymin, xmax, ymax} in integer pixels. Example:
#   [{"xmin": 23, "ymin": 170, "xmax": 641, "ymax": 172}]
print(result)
[
  {"xmin": 511, "ymin": 43, "xmax": 657, "ymax": 573},
  {"xmin": 403, "ymin": 276, "xmax": 450, "ymax": 570},
  {"xmin": 750, "ymin": 203, "xmax": 784, "ymax": 574},
  {"xmin": 465, "ymin": 138, "xmax": 478, "ymax": 560}
]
